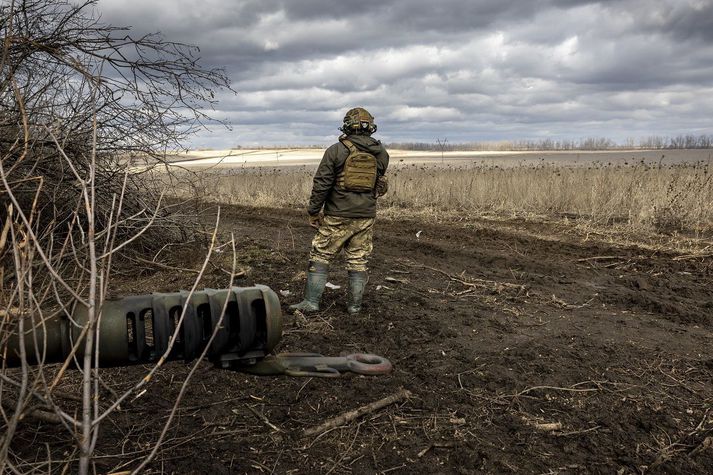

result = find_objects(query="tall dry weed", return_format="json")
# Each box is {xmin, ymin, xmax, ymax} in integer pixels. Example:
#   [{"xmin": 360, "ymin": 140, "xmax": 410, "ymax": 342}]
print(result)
[{"xmin": 181, "ymin": 159, "xmax": 713, "ymax": 236}]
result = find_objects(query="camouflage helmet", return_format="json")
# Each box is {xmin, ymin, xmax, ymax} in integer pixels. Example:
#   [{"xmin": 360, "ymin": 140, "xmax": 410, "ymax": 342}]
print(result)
[{"xmin": 340, "ymin": 107, "xmax": 377, "ymax": 135}]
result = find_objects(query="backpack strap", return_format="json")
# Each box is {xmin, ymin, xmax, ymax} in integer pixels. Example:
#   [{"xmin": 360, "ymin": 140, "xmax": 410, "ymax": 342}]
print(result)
[
  {"xmin": 337, "ymin": 138, "xmax": 356, "ymax": 190},
  {"xmin": 339, "ymin": 137, "xmax": 358, "ymax": 154}
]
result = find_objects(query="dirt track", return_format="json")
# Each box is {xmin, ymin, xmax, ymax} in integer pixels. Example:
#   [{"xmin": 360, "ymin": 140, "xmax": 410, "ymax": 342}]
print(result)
[{"xmin": 13, "ymin": 205, "xmax": 713, "ymax": 474}]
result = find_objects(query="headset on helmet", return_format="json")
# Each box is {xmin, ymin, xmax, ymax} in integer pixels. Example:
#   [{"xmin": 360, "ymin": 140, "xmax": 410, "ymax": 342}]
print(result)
[{"xmin": 340, "ymin": 107, "xmax": 377, "ymax": 135}]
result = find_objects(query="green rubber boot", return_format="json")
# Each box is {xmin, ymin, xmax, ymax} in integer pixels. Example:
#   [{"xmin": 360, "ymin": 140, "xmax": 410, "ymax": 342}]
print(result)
[
  {"xmin": 289, "ymin": 261, "xmax": 328, "ymax": 313},
  {"xmin": 347, "ymin": 270, "xmax": 368, "ymax": 315}
]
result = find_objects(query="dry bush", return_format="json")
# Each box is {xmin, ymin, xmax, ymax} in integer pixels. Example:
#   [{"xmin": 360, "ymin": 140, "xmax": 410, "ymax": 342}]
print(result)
[
  {"xmin": 175, "ymin": 166, "xmax": 315, "ymax": 209},
  {"xmin": 187, "ymin": 159, "xmax": 713, "ymax": 236},
  {"xmin": 0, "ymin": 0, "xmax": 228, "ymax": 241},
  {"xmin": 1, "ymin": 0, "xmax": 230, "ymax": 472}
]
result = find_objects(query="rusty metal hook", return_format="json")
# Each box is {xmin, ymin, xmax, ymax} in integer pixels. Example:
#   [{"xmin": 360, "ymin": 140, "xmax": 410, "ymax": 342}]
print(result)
[{"xmin": 240, "ymin": 353, "xmax": 393, "ymax": 377}]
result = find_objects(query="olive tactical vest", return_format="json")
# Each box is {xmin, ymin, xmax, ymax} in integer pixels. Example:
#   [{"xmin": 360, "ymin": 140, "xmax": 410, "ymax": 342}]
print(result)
[{"xmin": 336, "ymin": 138, "xmax": 378, "ymax": 193}]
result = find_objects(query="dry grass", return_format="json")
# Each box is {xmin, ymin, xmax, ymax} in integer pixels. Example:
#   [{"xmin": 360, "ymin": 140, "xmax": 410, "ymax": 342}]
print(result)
[
  {"xmin": 386, "ymin": 160, "xmax": 713, "ymax": 235},
  {"xmin": 178, "ymin": 159, "xmax": 713, "ymax": 237}
]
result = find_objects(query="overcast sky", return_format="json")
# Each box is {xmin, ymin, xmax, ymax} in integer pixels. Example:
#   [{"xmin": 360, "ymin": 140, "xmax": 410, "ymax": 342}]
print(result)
[{"xmin": 98, "ymin": 0, "xmax": 713, "ymax": 147}]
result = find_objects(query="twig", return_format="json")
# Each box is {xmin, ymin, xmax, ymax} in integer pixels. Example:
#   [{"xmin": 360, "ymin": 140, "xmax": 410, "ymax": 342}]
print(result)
[
  {"xmin": 556, "ymin": 425, "xmax": 601, "ymax": 437},
  {"xmin": 295, "ymin": 378, "xmax": 313, "ymax": 402},
  {"xmin": 304, "ymin": 388, "xmax": 412, "ymax": 437},
  {"xmin": 672, "ymin": 253, "xmax": 713, "ymax": 261},
  {"xmin": 0, "ymin": 203, "xmax": 11, "ymax": 252},
  {"xmin": 380, "ymin": 464, "xmax": 407, "ymax": 474},
  {"xmin": 551, "ymin": 294, "xmax": 597, "ymax": 309},
  {"xmin": 511, "ymin": 383, "xmax": 599, "ymax": 398},
  {"xmin": 389, "ymin": 269, "xmax": 411, "ymax": 275},
  {"xmin": 577, "ymin": 256, "xmax": 622, "ymax": 262},
  {"xmin": 657, "ymin": 366, "xmax": 701, "ymax": 396},
  {"xmin": 0, "ymin": 398, "xmax": 66, "ymax": 425},
  {"xmin": 245, "ymin": 404, "xmax": 281, "ymax": 432},
  {"xmin": 405, "ymin": 262, "xmax": 523, "ymax": 291},
  {"xmin": 417, "ymin": 441, "xmax": 457, "ymax": 458},
  {"xmin": 130, "ymin": 255, "xmax": 202, "ymax": 274},
  {"xmin": 325, "ymin": 422, "xmax": 361, "ymax": 475},
  {"xmin": 689, "ymin": 436, "xmax": 712, "ymax": 458}
]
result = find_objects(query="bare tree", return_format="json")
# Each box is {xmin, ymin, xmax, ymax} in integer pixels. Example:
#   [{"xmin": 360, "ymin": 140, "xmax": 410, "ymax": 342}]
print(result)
[{"xmin": 1, "ymin": 0, "xmax": 232, "ymax": 472}]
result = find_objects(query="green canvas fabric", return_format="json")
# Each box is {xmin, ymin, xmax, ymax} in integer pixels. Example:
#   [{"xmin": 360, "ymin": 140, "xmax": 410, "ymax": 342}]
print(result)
[
  {"xmin": 336, "ymin": 138, "xmax": 378, "ymax": 193},
  {"xmin": 308, "ymin": 134, "xmax": 389, "ymax": 218}
]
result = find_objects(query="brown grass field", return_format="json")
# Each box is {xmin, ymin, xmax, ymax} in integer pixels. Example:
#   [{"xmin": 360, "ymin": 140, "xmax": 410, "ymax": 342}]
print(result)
[{"xmin": 184, "ymin": 153, "xmax": 713, "ymax": 241}]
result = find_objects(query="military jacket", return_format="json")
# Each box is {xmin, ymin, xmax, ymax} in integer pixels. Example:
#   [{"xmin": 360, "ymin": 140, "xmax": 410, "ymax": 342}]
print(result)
[{"xmin": 308, "ymin": 134, "xmax": 389, "ymax": 218}]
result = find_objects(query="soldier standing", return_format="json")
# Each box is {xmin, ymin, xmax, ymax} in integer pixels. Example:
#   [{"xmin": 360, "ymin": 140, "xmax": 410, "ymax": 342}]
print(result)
[{"xmin": 290, "ymin": 107, "xmax": 389, "ymax": 315}]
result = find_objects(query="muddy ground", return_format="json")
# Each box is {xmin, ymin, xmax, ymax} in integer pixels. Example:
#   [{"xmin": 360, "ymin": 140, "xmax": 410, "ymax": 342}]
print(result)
[{"xmin": 11, "ymin": 205, "xmax": 713, "ymax": 474}]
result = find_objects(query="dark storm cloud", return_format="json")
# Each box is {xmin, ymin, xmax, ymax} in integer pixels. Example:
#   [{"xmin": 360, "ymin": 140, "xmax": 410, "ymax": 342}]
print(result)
[
  {"xmin": 628, "ymin": 0, "xmax": 713, "ymax": 42},
  {"xmin": 98, "ymin": 0, "xmax": 713, "ymax": 146}
]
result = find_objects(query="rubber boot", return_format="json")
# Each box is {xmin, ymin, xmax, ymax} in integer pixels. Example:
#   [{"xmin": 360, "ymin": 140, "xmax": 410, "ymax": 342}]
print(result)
[
  {"xmin": 347, "ymin": 270, "xmax": 368, "ymax": 315},
  {"xmin": 289, "ymin": 261, "xmax": 328, "ymax": 313}
]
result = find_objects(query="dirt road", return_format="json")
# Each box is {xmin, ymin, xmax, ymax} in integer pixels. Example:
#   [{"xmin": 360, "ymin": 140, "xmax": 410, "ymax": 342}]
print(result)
[{"xmin": 14, "ymin": 205, "xmax": 713, "ymax": 474}]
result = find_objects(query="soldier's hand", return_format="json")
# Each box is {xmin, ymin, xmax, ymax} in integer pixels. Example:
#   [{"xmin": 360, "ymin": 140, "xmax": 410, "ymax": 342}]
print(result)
[{"xmin": 309, "ymin": 213, "xmax": 322, "ymax": 229}]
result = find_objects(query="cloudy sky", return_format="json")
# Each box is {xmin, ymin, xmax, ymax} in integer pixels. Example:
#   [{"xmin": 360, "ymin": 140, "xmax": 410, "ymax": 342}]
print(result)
[{"xmin": 98, "ymin": 0, "xmax": 713, "ymax": 147}]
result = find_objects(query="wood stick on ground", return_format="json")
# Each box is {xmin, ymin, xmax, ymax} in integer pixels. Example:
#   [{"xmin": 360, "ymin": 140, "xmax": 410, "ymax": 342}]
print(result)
[
  {"xmin": 304, "ymin": 388, "xmax": 412, "ymax": 437},
  {"xmin": 512, "ymin": 384, "xmax": 599, "ymax": 398},
  {"xmin": 689, "ymin": 436, "xmax": 712, "ymax": 458},
  {"xmin": 418, "ymin": 441, "xmax": 457, "ymax": 458},
  {"xmin": 1, "ymin": 398, "xmax": 67, "ymax": 425},
  {"xmin": 577, "ymin": 256, "xmax": 623, "ymax": 262},
  {"xmin": 531, "ymin": 421, "xmax": 563, "ymax": 432},
  {"xmin": 673, "ymin": 253, "xmax": 713, "ymax": 261},
  {"xmin": 245, "ymin": 404, "xmax": 281, "ymax": 432},
  {"xmin": 406, "ymin": 263, "xmax": 524, "ymax": 291}
]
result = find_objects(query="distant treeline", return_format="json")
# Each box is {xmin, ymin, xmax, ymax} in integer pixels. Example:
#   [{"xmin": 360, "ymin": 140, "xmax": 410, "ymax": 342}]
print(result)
[{"xmin": 384, "ymin": 134, "xmax": 713, "ymax": 151}]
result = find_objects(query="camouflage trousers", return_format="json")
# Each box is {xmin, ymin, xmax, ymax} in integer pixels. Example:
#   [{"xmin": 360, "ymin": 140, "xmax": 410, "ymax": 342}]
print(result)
[{"xmin": 310, "ymin": 216, "xmax": 375, "ymax": 271}]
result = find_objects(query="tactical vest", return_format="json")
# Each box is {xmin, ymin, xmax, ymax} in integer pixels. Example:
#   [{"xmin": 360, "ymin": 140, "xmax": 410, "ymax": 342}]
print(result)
[{"xmin": 337, "ymin": 138, "xmax": 378, "ymax": 193}]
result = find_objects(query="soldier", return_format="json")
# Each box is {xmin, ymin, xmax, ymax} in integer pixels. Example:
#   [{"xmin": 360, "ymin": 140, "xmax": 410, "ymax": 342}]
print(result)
[{"xmin": 290, "ymin": 107, "xmax": 389, "ymax": 315}]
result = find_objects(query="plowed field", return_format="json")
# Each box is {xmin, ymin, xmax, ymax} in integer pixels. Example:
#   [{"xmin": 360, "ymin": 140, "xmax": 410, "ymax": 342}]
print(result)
[{"xmin": 13, "ymin": 205, "xmax": 713, "ymax": 474}]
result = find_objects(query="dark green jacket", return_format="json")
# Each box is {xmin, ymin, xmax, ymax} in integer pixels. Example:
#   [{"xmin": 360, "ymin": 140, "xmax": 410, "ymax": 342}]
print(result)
[{"xmin": 308, "ymin": 134, "xmax": 389, "ymax": 218}]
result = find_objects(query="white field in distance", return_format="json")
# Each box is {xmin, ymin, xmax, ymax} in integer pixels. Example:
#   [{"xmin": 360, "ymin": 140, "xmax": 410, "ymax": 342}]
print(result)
[
  {"xmin": 169, "ymin": 148, "xmax": 525, "ymax": 167},
  {"xmin": 166, "ymin": 148, "xmax": 710, "ymax": 169}
]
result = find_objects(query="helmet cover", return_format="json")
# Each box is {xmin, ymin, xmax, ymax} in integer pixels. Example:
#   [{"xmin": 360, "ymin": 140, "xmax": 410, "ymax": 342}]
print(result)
[{"xmin": 341, "ymin": 107, "xmax": 377, "ymax": 134}]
